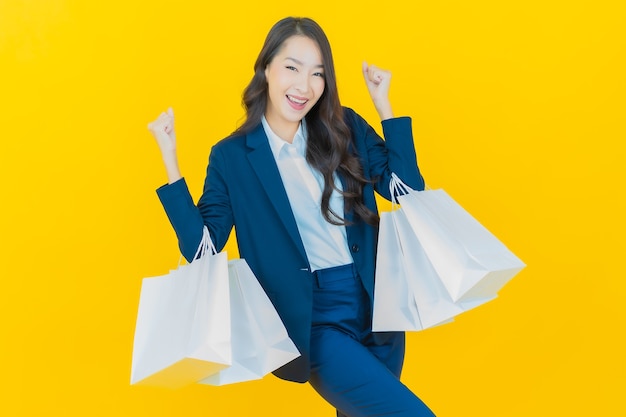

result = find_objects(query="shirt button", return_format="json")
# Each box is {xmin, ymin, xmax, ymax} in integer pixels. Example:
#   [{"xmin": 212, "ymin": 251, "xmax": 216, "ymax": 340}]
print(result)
[{"xmin": 351, "ymin": 244, "xmax": 360, "ymax": 253}]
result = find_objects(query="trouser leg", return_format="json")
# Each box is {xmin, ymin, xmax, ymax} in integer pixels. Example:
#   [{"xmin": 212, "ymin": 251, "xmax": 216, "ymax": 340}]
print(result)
[{"xmin": 308, "ymin": 264, "xmax": 436, "ymax": 417}]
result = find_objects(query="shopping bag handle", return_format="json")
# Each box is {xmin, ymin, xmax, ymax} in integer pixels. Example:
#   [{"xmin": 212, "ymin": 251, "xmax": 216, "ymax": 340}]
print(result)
[
  {"xmin": 390, "ymin": 173, "xmax": 414, "ymax": 205},
  {"xmin": 196, "ymin": 226, "xmax": 218, "ymax": 258},
  {"xmin": 390, "ymin": 173, "xmax": 432, "ymax": 205},
  {"xmin": 178, "ymin": 226, "xmax": 218, "ymax": 266}
]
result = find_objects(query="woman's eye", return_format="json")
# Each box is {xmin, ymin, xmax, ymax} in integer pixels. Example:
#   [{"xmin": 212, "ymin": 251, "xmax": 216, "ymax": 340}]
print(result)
[
  {"xmin": 313, "ymin": 72, "xmax": 325, "ymax": 78},
  {"xmin": 286, "ymin": 66, "xmax": 297, "ymax": 71}
]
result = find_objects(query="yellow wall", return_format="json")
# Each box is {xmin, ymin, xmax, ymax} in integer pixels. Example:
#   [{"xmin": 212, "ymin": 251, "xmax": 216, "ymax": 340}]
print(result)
[{"xmin": 1, "ymin": 0, "xmax": 624, "ymax": 415}]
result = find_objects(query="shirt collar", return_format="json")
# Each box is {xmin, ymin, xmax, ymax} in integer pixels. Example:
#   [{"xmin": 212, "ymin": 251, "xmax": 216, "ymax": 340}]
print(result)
[{"xmin": 261, "ymin": 115, "xmax": 307, "ymax": 160}]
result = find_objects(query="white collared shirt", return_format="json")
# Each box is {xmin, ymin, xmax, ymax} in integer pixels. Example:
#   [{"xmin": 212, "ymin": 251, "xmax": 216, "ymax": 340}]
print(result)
[{"xmin": 261, "ymin": 116, "xmax": 353, "ymax": 272}]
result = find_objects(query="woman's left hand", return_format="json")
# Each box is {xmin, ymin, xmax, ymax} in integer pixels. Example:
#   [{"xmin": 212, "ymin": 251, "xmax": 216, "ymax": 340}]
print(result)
[{"xmin": 362, "ymin": 62, "xmax": 394, "ymax": 120}]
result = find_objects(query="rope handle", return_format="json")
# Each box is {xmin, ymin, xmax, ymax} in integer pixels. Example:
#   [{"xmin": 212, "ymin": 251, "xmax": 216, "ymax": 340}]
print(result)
[
  {"xmin": 389, "ymin": 173, "xmax": 415, "ymax": 205},
  {"xmin": 179, "ymin": 226, "xmax": 218, "ymax": 266},
  {"xmin": 389, "ymin": 172, "xmax": 431, "ymax": 206}
]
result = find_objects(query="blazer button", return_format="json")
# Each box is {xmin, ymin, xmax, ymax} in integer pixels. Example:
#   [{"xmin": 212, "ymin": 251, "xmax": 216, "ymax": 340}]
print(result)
[{"xmin": 351, "ymin": 244, "xmax": 360, "ymax": 253}]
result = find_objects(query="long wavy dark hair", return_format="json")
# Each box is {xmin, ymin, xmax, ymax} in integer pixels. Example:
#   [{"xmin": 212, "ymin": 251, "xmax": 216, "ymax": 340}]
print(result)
[{"xmin": 234, "ymin": 17, "xmax": 378, "ymax": 226}]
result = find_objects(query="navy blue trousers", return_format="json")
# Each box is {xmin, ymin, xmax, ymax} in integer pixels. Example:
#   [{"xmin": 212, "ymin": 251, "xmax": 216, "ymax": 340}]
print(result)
[{"xmin": 308, "ymin": 264, "xmax": 436, "ymax": 417}]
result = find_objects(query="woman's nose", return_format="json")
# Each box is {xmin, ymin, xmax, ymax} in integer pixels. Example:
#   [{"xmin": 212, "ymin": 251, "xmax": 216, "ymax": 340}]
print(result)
[{"xmin": 294, "ymin": 73, "xmax": 309, "ymax": 93}]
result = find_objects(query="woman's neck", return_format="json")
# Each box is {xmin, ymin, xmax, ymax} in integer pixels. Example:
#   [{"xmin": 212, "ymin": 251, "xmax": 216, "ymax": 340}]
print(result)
[{"xmin": 264, "ymin": 114, "xmax": 299, "ymax": 143}]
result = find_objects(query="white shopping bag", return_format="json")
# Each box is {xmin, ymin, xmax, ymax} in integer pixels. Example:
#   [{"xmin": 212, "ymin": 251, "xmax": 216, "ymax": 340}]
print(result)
[
  {"xmin": 200, "ymin": 259, "xmax": 300, "ymax": 385},
  {"xmin": 373, "ymin": 174, "xmax": 525, "ymax": 332},
  {"xmin": 373, "ymin": 209, "xmax": 464, "ymax": 331},
  {"xmin": 130, "ymin": 227, "xmax": 231, "ymax": 388},
  {"xmin": 397, "ymin": 179, "xmax": 525, "ymax": 308}
]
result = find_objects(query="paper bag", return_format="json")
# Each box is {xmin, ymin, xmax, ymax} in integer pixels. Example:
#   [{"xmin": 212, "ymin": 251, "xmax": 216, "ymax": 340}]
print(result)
[
  {"xmin": 130, "ymin": 227, "xmax": 231, "ymax": 388},
  {"xmin": 373, "ymin": 174, "xmax": 525, "ymax": 331},
  {"xmin": 373, "ymin": 209, "xmax": 464, "ymax": 331},
  {"xmin": 398, "ymin": 187, "xmax": 525, "ymax": 308},
  {"xmin": 200, "ymin": 259, "xmax": 300, "ymax": 385}
]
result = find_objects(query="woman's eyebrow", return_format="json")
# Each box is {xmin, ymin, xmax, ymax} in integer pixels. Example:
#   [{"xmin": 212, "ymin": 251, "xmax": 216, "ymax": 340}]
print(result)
[{"xmin": 285, "ymin": 57, "xmax": 324, "ymax": 69}]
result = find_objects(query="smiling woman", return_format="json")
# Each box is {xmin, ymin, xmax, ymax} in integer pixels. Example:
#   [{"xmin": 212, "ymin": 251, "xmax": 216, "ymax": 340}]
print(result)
[
  {"xmin": 147, "ymin": 16, "xmax": 432, "ymax": 417},
  {"xmin": 2, "ymin": 0, "xmax": 624, "ymax": 415}
]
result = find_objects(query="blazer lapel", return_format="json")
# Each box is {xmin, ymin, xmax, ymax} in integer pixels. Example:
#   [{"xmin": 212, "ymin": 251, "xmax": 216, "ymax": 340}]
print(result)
[{"xmin": 245, "ymin": 124, "xmax": 309, "ymax": 266}]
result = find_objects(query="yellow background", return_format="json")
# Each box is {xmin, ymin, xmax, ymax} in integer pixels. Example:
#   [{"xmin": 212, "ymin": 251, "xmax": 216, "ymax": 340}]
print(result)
[{"xmin": 1, "ymin": 0, "xmax": 624, "ymax": 415}]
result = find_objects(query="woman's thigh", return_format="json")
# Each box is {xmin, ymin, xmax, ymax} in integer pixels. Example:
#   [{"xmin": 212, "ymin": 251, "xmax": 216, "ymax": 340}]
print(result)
[
  {"xmin": 309, "ymin": 267, "xmax": 435, "ymax": 417},
  {"xmin": 309, "ymin": 326, "xmax": 435, "ymax": 417}
]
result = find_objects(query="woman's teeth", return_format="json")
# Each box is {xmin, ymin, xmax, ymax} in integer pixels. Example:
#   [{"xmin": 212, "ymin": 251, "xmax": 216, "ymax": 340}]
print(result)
[{"xmin": 287, "ymin": 95, "xmax": 307, "ymax": 105}]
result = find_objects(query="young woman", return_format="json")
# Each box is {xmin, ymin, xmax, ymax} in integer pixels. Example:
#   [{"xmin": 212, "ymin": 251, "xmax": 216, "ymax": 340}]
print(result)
[{"xmin": 148, "ymin": 16, "xmax": 436, "ymax": 417}]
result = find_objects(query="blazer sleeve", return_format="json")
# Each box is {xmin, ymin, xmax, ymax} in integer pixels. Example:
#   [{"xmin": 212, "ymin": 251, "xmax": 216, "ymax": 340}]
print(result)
[
  {"xmin": 345, "ymin": 107, "xmax": 425, "ymax": 201},
  {"xmin": 155, "ymin": 178, "xmax": 206, "ymax": 261},
  {"xmin": 156, "ymin": 144, "xmax": 235, "ymax": 262}
]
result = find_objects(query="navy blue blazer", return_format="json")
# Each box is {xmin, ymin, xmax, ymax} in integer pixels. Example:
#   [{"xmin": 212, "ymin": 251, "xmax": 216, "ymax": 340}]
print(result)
[{"xmin": 157, "ymin": 107, "xmax": 424, "ymax": 382}]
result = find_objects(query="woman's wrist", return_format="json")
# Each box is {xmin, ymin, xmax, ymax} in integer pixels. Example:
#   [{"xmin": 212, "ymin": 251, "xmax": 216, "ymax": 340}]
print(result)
[
  {"xmin": 161, "ymin": 150, "xmax": 182, "ymax": 184},
  {"xmin": 375, "ymin": 101, "xmax": 394, "ymax": 121}
]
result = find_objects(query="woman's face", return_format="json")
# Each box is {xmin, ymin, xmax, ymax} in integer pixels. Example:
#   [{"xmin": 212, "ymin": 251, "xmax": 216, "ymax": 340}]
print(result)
[{"xmin": 264, "ymin": 35, "xmax": 325, "ymax": 140}]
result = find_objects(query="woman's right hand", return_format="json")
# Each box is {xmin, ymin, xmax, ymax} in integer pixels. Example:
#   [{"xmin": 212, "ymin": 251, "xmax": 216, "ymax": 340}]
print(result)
[{"xmin": 147, "ymin": 107, "xmax": 182, "ymax": 184}]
